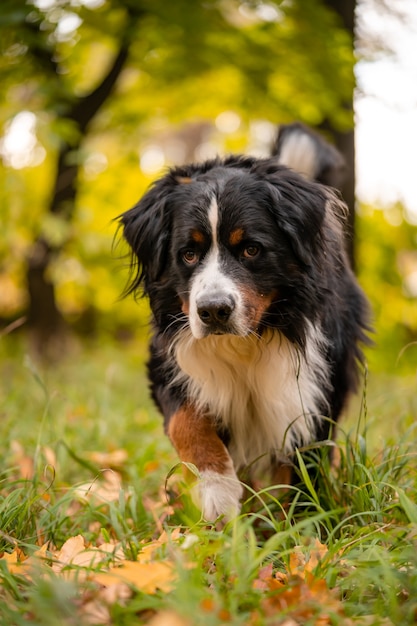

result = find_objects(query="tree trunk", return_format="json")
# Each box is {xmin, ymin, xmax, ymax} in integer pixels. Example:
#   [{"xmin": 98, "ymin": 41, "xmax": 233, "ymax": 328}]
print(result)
[
  {"xmin": 26, "ymin": 46, "xmax": 129, "ymax": 359},
  {"xmin": 321, "ymin": 0, "xmax": 356, "ymax": 269},
  {"xmin": 331, "ymin": 127, "xmax": 355, "ymax": 266}
]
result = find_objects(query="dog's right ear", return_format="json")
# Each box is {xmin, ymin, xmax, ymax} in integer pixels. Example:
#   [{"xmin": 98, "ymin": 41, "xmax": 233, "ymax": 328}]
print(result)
[{"xmin": 119, "ymin": 175, "xmax": 177, "ymax": 296}]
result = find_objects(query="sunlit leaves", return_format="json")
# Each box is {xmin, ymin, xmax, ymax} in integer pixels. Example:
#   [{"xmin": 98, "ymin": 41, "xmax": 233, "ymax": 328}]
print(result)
[{"xmin": 1, "ymin": 0, "xmax": 356, "ymax": 343}]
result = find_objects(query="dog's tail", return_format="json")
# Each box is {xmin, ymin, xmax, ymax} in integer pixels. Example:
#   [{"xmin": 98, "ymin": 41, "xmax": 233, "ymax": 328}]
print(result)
[{"xmin": 271, "ymin": 122, "xmax": 345, "ymax": 189}]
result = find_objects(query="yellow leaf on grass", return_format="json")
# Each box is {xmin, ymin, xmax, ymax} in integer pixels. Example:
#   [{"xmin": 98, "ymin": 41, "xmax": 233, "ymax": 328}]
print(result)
[
  {"xmin": 289, "ymin": 539, "xmax": 329, "ymax": 579},
  {"xmin": 52, "ymin": 535, "xmax": 86, "ymax": 572},
  {"xmin": 253, "ymin": 563, "xmax": 287, "ymax": 591},
  {"xmin": 75, "ymin": 470, "xmax": 124, "ymax": 504},
  {"xmin": 52, "ymin": 536, "xmax": 124, "ymax": 572},
  {"xmin": 86, "ymin": 449, "xmax": 129, "ymax": 469},
  {"xmin": 93, "ymin": 560, "xmax": 175, "ymax": 593},
  {"xmin": 305, "ymin": 539, "xmax": 329, "ymax": 574},
  {"xmin": 1, "ymin": 549, "xmax": 28, "ymax": 575},
  {"xmin": 148, "ymin": 610, "xmax": 191, "ymax": 626},
  {"xmin": 136, "ymin": 528, "xmax": 182, "ymax": 563},
  {"xmin": 10, "ymin": 440, "xmax": 34, "ymax": 480},
  {"xmin": 1, "ymin": 544, "xmax": 49, "ymax": 577}
]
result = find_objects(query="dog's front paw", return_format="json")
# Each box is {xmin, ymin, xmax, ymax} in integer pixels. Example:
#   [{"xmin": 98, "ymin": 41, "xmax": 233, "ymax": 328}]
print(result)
[{"xmin": 196, "ymin": 468, "xmax": 243, "ymax": 522}]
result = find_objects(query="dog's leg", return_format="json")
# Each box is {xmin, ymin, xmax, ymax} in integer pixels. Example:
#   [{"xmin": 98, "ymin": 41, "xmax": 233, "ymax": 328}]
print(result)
[{"xmin": 168, "ymin": 406, "xmax": 242, "ymax": 521}]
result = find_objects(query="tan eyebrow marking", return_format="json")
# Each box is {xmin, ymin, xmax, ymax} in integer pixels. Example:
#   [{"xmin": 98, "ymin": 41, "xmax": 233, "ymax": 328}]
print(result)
[
  {"xmin": 229, "ymin": 228, "xmax": 244, "ymax": 246},
  {"xmin": 191, "ymin": 229, "xmax": 205, "ymax": 244},
  {"xmin": 175, "ymin": 176, "xmax": 193, "ymax": 184}
]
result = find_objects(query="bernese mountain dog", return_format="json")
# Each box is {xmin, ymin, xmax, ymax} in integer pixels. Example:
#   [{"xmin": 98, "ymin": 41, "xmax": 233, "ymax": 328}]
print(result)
[{"xmin": 120, "ymin": 123, "xmax": 370, "ymax": 521}]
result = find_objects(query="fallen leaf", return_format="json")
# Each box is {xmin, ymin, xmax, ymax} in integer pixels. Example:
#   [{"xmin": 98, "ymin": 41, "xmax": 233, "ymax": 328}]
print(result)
[
  {"xmin": 1, "ymin": 544, "xmax": 50, "ymax": 578},
  {"xmin": 81, "ymin": 599, "xmax": 111, "ymax": 625},
  {"xmin": 253, "ymin": 563, "xmax": 287, "ymax": 592},
  {"xmin": 144, "ymin": 460, "xmax": 161, "ymax": 474},
  {"xmin": 147, "ymin": 610, "xmax": 190, "ymax": 626},
  {"xmin": 289, "ymin": 540, "xmax": 329, "ymax": 579},
  {"xmin": 52, "ymin": 535, "xmax": 86, "ymax": 572},
  {"xmin": 10, "ymin": 440, "xmax": 34, "ymax": 480},
  {"xmin": 1, "ymin": 549, "xmax": 29, "ymax": 575},
  {"xmin": 42, "ymin": 445, "xmax": 57, "ymax": 469},
  {"xmin": 98, "ymin": 582, "xmax": 132, "ymax": 605},
  {"xmin": 86, "ymin": 450, "xmax": 129, "ymax": 469},
  {"xmin": 75, "ymin": 470, "xmax": 125, "ymax": 504},
  {"xmin": 261, "ymin": 575, "xmax": 345, "ymax": 624},
  {"xmin": 52, "ymin": 536, "xmax": 124, "ymax": 573},
  {"xmin": 93, "ymin": 560, "xmax": 175, "ymax": 593},
  {"xmin": 136, "ymin": 528, "xmax": 182, "ymax": 564},
  {"xmin": 305, "ymin": 539, "xmax": 329, "ymax": 574}
]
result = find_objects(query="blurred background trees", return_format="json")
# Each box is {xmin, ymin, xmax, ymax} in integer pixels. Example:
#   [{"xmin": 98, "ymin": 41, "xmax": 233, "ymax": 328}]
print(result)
[{"xmin": 0, "ymin": 0, "xmax": 416, "ymax": 373}]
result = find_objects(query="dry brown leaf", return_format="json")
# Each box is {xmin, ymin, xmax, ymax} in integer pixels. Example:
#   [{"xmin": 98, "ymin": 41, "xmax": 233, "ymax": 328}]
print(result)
[
  {"xmin": 252, "ymin": 542, "xmax": 344, "ymax": 625},
  {"xmin": 253, "ymin": 563, "xmax": 286, "ymax": 591},
  {"xmin": 289, "ymin": 540, "xmax": 329, "ymax": 579},
  {"xmin": 305, "ymin": 539, "xmax": 329, "ymax": 574},
  {"xmin": 289, "ymin": 547, "xmax": 306, "ymax": 577},
  {"xmin": 261, "ymin": 575, "xmax": 345, "ymax": 624}
]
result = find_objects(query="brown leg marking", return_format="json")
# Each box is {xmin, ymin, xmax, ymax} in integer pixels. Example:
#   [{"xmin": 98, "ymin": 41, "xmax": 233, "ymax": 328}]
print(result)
[
  {"xmin": 167, "ymin": 405, "xmax": 231, "ymax": 475},
  {"xmin": 168, "ymin": 406, "xmax": 242, "ymax": 521}
]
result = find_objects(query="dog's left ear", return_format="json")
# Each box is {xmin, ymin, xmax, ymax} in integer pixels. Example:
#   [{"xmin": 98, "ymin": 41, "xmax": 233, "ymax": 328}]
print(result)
[
  {"xmin": 119, "ymin": 174, "xmax": 179, "ymax": 295},
  {"xmin": 263, "ymin": 171, "xmax": 333, "ymax": 267}
]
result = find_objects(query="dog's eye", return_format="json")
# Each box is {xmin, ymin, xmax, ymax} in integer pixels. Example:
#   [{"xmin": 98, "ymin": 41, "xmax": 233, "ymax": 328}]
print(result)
[
  {"xmin": 242, "ymin": 245, "xmax": 260, "ymax": 259},
  {"xmin": 182, "ymin": 250, "xmax": 199, "ymax": 265}
]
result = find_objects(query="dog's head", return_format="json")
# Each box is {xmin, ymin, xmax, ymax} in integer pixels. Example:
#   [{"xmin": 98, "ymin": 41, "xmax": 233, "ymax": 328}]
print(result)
[{"xmin": 120, "ymin": 156, "xmax": 344, "ymax": 343}]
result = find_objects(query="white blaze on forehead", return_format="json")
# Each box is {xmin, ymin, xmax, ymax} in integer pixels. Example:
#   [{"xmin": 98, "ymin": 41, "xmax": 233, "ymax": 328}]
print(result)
[
  {"xmin": 188, "ymin": 195, "xmax": 245, "ymax": 338},
  {"xmin": 208, "ymin": 195, "xmax": 219, "ymax": 247}
]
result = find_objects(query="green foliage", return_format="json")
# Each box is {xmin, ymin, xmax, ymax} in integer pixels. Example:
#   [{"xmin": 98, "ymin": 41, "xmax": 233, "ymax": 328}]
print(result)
[
  {"xmin": 0, "ymin": 0, "xmax": 354, "ymax": 338},
  {"xmin": 0, "ymin": 340, "xmax": 416, "ymax": 624},
  {"xmin": 1, "ymin": 0, "xmax": 416, "ymax": 376},
  {"xmin": 356, "ymin": 205, "xmax": 417, "ymax": 374}
]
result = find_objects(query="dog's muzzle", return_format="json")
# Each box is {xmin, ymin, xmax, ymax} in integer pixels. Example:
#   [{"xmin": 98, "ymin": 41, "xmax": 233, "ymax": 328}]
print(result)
[{"xmin": 196, "ymin": 294, "xmax": 236, "ymax": 334}]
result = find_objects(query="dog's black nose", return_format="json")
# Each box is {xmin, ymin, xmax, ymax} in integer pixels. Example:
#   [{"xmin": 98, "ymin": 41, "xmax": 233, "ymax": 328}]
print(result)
[{"xmin": 197, "ymin": 297, "xmax": 235, "ymax": 326}]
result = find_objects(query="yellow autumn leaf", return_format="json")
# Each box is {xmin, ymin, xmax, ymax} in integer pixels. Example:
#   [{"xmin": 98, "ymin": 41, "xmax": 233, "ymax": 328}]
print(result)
[
  {"xmin": 136, "ymin": 528, "xmax": 183, "ymax": 563},
  {"xmin": 305, "ymin": 539, "xmax": 329, "ymax": 574},
  {"xmin": 1, "ymin": 549, "xmax": 28, "ymax": 575},
  {"xmin": 1, "ymin": 544, "xmax": 49, "ymax": 577},
  {"xmin": 75, "ymin": 470, "xmax": 125, "ymax": 504},
  {"xmin": 52, "ymin": 536, "xmax": 124, "ymax": 572},
  {"xmin": 93, "ymin": 560, "xmax": 175, "ymax": 593},
  {"xmin": 289, "ymin": 540, "xmax": 329, "ymax": 579},
  {"xmin": 86, "ymin": 449, "xmax": 129, "ymax": 468},
  {"xmin": 52, "ymin": 535, "xmax": 86, "ymax": 572}
]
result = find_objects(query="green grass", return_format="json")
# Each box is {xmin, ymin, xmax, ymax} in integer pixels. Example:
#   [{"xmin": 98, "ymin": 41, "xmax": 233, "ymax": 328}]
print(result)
[{"xmin": 0, "ymin": 336, "xmax": 416, "ymax": 625}]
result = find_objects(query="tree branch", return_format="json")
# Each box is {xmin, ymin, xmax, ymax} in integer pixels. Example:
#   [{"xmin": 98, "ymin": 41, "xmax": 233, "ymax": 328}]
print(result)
[{"xmin": 70, "ymin": 44, "xmax": 130, "ymax": 132}]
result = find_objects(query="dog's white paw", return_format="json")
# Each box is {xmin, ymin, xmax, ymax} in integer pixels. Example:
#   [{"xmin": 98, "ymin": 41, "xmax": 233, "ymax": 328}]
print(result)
[{"xmin": 196, "ymin": 468, "xmax": 243, "ymax": 522}]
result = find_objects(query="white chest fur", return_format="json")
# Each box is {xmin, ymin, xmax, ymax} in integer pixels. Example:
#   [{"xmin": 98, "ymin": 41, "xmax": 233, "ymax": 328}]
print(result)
[{"xmin": 172, "ymin": 326, "xmax": 330, "ymax": 471}]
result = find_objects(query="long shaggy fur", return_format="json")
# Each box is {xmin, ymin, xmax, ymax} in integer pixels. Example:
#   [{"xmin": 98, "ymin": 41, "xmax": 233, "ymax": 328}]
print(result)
[{"xmin": 119, "ymin": 126, "xmax": 370, "ymax": 520}]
